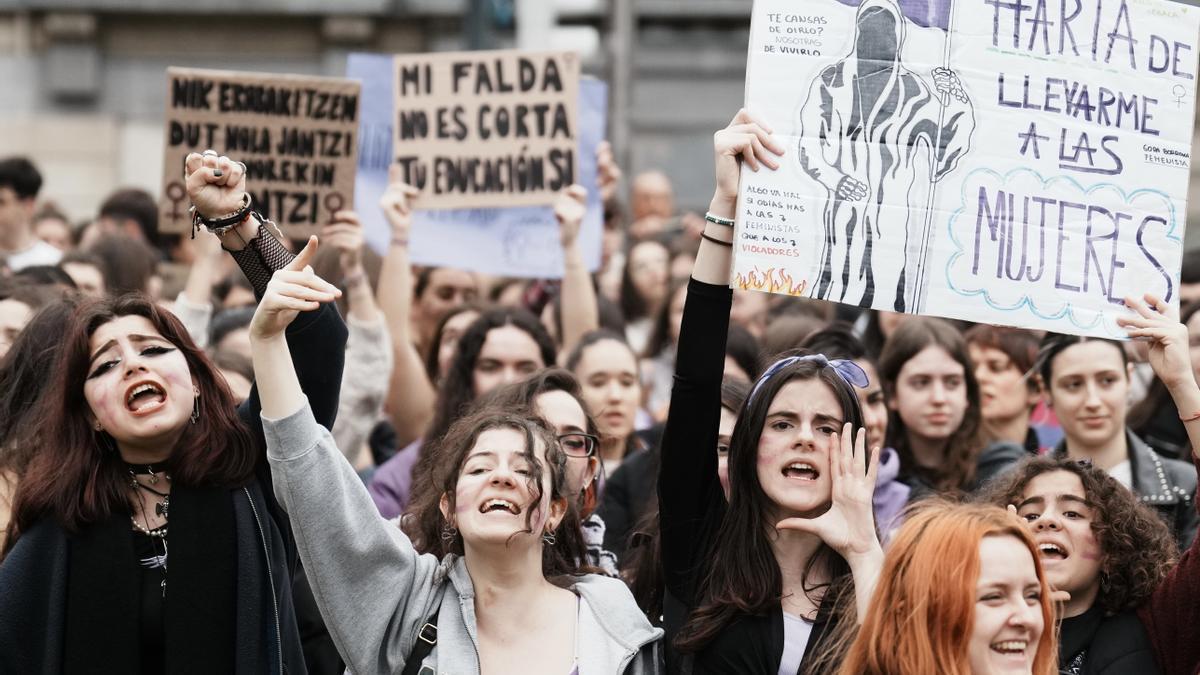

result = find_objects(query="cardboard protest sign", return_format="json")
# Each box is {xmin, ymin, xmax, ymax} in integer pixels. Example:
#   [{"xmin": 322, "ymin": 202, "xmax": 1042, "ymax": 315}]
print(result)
[
  {"xmin": 734, "ymin": 0, "xmax": 1199, "ymax": 337},
  {"xmin": 160, "ymin": 67, "xmax": 361, "ymax": 237},
  {"xmin": 348, "ymin": 51, "xmax": 604, "ymax": 279},
  {"xmin": 390, "ymin": 49, "xmax": 581, "ymax": 210}
]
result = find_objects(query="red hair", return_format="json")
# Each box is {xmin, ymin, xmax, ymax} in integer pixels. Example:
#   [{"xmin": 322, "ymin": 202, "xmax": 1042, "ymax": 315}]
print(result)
[{"xmin": 839, "ymin": 501, "xmax": 1057, "ymax": 675}]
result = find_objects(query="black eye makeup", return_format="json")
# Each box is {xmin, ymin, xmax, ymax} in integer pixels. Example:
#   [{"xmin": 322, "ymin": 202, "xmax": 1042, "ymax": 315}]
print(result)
[{"xmin": 86, "ymin": 343, "xmax": 175, "ymax": 379}]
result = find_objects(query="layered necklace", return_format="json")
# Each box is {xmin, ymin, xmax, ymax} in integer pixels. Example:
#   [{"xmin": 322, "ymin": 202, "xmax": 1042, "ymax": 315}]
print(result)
[{"xmin": 128, "ymin": 463, "xmax": 170, "ymax": 597}]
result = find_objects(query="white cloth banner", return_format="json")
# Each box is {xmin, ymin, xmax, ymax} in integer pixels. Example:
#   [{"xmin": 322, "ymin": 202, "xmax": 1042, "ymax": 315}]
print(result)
[{"xmin": 734, "ymin": 0, "xmax": 1199, "ymax": 336}]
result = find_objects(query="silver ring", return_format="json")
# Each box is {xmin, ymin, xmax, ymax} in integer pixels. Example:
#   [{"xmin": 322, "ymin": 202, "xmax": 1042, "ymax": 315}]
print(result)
[
  {"xmin": 235, "ymin": 161, "xmax": 247, "ymax": 172},
  {"xmin": 202, "ymin": 149, "xmax": 218, "ymax": 157}
]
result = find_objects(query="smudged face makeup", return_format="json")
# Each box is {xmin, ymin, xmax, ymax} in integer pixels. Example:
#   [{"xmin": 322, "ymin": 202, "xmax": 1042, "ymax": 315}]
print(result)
[
  {"xmin": 1015, "ymin": 470, "xmax": 1104, "ymax": 611},
  {"xmin": 968, "ymin": 535, "xmax": 1045, "ymax": 675},
  {"xmin": 451, "ymin": 427, "xmax": 561, "ymax": 548},
  {"xmin": 83, "ymin": 315, "xmax": 197, "ymax": 454},
  {"xmin": 755, "ymin": 379, "xmax": 842, "ymax": 519}
]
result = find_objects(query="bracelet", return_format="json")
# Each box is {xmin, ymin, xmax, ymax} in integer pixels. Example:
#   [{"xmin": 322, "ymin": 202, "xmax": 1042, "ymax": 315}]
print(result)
[
  {"xmin": 390, "ymin": 236, "xmax": 410, "ymax": 248},
  {"xmin": 1181, "ymin": 410, "xmax": 1200, "ymax": 423},
  {"xmin": 701, "ymin": 232, "xmax": 733, "ymax": 247},
  {"xmin": 704, "ymin": 212, "xmax": 735, "ymax": 227},
  {"xmin": 190, "ymin": 193, "xmax": 253, "ymax": 238}
]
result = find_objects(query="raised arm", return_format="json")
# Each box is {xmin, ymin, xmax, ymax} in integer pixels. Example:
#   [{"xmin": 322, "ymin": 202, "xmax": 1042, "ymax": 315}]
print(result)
[
  {"xmin": 248, "ymin": 246, "xmax": 446, "ymax": 674},
  {"xmin": 378, "ymin": 169, "xmax": 437, "ymax": 448},
  {"xmin": 658, "ymin": 110, "xmax": 783, "ymax": 604},
  {"xmin": 555, "ymin": 184, "xmax": 599, "ymax": 358},
  {"xmin": 323, "ymin": 211, "xmax": 394, "ymax": 466},
  {"xmin": 1122, "ymin": 294, "xmax": 1200, "ymax": 675},
  {"xmin": 184, "ymin": 151, "xmax": 348, "ymax": 434},
  {"xmin": 173, "ymin": 230, "xmax": 225, "ymax": 348}
]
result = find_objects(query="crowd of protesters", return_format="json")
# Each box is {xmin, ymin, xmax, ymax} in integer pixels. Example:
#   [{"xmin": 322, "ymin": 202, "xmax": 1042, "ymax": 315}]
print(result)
[{"xmin": 0, "ymin": 107, "xmax": 1199, "ymax": 675}]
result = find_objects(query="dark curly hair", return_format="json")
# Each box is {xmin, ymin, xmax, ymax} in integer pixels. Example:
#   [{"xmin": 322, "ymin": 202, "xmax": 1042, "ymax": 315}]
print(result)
[{"xmin": 981, "ymin": 456, "xmax": 1178, "ymax": 615}]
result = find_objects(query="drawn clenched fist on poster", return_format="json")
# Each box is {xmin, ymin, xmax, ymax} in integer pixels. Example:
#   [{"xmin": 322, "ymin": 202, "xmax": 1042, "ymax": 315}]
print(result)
[
  {"xmin": 932, "ymin": 66, "xmax": 968, "ymax": 104},
  {"xmin": 798, "ymin": 0, "xmax": 975, "ymax": 313},
  {"xmin": 835, "ymin": 176, "xmax": 869, "ymax": 202}
]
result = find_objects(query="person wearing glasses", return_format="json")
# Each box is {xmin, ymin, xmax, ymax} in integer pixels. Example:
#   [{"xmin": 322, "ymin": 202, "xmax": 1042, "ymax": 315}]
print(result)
[{"xmin": 248, "ymin": 285, "xmax": 661, "ymax": 673}]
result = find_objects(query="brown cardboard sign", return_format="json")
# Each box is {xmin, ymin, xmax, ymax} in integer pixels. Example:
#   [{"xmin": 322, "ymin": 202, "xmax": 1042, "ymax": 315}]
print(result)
[
  {"xmin": 160, "ymin": 67, "xmax": 361, "ymax": 237},
  {"xmin": 391, "ymin": 50, "xmax": 580, "ymax": 210}
]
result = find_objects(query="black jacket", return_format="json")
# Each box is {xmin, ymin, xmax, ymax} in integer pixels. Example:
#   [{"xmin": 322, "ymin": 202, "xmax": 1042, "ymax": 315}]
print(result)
[
  {"xmin": 1059, "ymin": 606, "xmax": 1161, "ymax": 674},
  {"xmin": 1054, "ymin": 431, "xmax": 1197, "ymax": 548},
  {"xmin": 658, "ymin": 279, "xmax": 839, "ymax": 675},
  {"xmin": 0, "ymin": 245, "xmax": 347, "ymax": 674},
  {"xmin": 597, "ymin": 429, "xmax": 660, "ymax": 560}
]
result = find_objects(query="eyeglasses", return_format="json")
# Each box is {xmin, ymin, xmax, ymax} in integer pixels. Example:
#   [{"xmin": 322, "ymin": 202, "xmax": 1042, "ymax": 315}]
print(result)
[{"xmin": 557, "ymin": 432, "xmax": 599, "ymax": 458}]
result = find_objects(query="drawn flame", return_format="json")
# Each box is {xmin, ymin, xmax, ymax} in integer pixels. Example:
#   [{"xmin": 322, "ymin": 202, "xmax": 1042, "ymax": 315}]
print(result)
[{"xmin": 734, "ymin": 267, "xmax": 808, "ymax": 297}]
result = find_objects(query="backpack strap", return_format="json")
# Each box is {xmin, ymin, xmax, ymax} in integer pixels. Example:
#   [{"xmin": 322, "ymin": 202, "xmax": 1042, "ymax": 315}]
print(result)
[{"xmin": 401, "ymin": 611, "xmax": 439, "ymax": 675}]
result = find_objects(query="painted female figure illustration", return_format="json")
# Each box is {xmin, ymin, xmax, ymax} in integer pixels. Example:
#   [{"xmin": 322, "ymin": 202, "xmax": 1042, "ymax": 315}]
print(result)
[{"xmin": 799, "ymin": 0, "xmax": 974, "ymax": 312}]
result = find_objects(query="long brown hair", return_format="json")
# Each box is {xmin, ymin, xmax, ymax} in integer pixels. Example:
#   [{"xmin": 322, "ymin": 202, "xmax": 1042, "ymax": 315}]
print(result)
[
  {"xmin": 676, "ymin": 352, "xmax": 865, "ymax": 654},
  {"xmin": 472, "ymin": 369, "xmax": 602, "ymax": 516},
  {"xmin": 839, "ymin": 501, "xmax": 1057, "ymax": 675},
  {"xmin": 405, "ymin": 408, "xmax": 589, "ymax": 578},
  {"xmin": 4, "ymin": 295, "xmax": 256, "ymax": 554},
  {"xmin": 879, "ymin": 317, "xmax": 983, "ymax": 490}
]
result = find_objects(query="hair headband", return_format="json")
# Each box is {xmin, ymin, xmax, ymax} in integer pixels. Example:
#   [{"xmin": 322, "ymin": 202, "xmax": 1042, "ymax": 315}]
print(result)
[{"xmin": 747, "ymin": 353, "xmax": 869, "ymax": 407}]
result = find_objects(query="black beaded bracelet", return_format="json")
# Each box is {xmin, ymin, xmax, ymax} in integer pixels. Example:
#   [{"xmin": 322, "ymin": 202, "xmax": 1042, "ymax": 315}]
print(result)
[{"xmin": 189, "ymin": 193, "xmax": 253, "ymax": 239}]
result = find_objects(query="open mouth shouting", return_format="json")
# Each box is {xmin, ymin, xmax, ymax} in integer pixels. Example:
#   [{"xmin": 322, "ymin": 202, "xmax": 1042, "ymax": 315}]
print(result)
[
  {"xmin": 124, "ymin": 380, "xmax": 167, "ymax": 416},
  {"xmin": 479, "ymin": 498, "xmax": 521, "ymax": 515},
  {"xmin": 782, "ymin": 461, "xmax": 820, "ymax": 481},
  {"xmin": 1035, "ymin": 540, "xmax": 1068, "ymax": 564}
]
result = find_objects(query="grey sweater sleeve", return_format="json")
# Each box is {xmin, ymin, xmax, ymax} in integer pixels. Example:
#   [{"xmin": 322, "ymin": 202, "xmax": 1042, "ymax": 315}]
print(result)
[{"xmin": 263, "ymin": 400, "xmax": 444, "ymax": 674}]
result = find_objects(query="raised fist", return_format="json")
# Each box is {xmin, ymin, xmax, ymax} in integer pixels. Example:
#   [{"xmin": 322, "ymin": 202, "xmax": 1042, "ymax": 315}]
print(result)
[{"xmin": 184, "ymin": 151, "xmax": 247, "ymax": 220}]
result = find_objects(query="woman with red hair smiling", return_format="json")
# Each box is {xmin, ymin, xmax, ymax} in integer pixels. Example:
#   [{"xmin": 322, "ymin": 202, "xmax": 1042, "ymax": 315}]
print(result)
[{"xmin": 839, "ymin": 501, "xmax": 1057, "ymax": 675}]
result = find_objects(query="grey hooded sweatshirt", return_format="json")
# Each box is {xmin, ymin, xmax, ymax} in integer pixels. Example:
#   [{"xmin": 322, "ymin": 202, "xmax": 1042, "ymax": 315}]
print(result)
[{"xmin": 263, "ymin": 402, "xmax": 663, "ymax": 675}]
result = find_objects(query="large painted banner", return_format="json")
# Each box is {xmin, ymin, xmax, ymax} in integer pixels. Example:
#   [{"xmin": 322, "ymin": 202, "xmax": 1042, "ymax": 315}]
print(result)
[
  {"xmin": 348, "ymin": 52, "xmax": 604, "ymax": 279},
  {"xmin": 735, "ymin": 0, "xmax": 1199, "ymax": 336}
]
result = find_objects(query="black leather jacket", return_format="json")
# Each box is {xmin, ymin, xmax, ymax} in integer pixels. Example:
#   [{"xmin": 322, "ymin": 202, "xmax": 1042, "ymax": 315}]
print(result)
[{"xmin": 1054, "ymin": 430, "xmax": 1197, "ymax": 548}]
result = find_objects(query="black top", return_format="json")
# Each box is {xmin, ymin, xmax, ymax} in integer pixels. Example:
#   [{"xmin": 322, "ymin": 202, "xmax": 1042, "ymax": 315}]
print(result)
[
  {"xmin": 133, "ymin": 530, "xmax": 166, "ymax": 675},
  {"xmin": 657, "ymin": 279, "xmax": 834, "ymax": 675},
  {"xmin": 596, "ymin": 429, "xmax": 660, "ymax": 559},
  {"xmin": 0, "ymin": 225, "xmax": 349, "ymax": 675},
  {"xmin": 1058, "ymin": 605, "xmax": 1161, "ymax": 675}
]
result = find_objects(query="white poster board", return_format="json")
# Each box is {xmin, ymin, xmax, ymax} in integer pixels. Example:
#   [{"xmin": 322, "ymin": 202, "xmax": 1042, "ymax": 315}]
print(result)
[{"xmin": 735, "ymin": 0, "xmax": 1199, "ymax": 337}]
